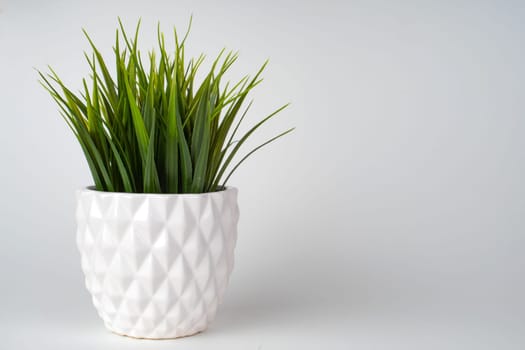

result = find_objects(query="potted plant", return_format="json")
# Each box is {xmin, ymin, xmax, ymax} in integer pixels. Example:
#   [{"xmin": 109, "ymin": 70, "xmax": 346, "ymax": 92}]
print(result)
[{"xmin": 38, "ymin": 18, "xmax": 292, "ymax": 339}]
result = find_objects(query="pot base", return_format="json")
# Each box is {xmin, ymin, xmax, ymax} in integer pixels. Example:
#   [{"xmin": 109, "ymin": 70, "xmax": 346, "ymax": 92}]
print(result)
[{"xmin": 110, "ymin": 328, "xmax": 205, "ymax": 340}]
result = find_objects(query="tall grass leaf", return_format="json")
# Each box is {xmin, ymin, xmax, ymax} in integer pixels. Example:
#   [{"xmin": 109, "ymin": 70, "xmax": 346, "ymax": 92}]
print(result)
[
  {"xmin": 190, "ymin": 87, "xmax": 211, "ymax": 192},
  {"xmin": 213, "ymin": 103, "xmax": 290, "ymax": 187},
  {"xmin": 122, "ymin": 67, "xmax": 149, "ymax": 161},
  {"xmin": 165, "ymin": 63, "xmax": 180, "ymax": 193},
  {"xmin": 82, "ymin": 29, "xmax": 118, "ymax": 106},
  {"xmin": 144, "ymin": 111, "xmax": 160, "ymax": 193},
  {"xmin": 221, "ymin": 128, "xmax": 294, "ymax": 186}
]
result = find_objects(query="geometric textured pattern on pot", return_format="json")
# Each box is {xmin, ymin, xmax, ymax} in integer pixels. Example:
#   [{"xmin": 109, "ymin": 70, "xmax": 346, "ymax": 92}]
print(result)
[{"xmin": 76, "ymin": 187, "xmax": 239, "ymax": 339}]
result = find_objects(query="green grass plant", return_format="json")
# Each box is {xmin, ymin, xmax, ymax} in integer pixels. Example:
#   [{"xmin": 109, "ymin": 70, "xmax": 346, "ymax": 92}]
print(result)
[{"xmin": 39, "ymin": 18, "xmax": 293, "ymax": 193}]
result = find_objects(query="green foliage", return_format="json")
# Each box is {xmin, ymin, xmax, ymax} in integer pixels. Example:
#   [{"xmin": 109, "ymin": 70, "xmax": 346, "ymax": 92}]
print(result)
[{"xmin": 39, "ymin": 19, "xmax": 293, "ymax": 193}]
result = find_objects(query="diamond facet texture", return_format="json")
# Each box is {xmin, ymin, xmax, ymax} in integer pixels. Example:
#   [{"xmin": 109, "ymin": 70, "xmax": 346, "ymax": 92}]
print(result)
[{"xmin": 76, "ymin": 187, "xmax": 239, "ymax": 339}]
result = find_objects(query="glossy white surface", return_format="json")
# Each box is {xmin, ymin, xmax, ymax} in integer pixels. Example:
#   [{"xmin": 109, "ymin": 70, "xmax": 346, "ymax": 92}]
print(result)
[{"xmin": 76, "ymin": 188, "xmax": 239, "ymax": 339}]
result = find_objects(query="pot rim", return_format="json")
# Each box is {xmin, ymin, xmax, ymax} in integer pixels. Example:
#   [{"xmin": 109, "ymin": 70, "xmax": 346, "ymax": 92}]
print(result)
[{"xmin": 79, "ymin": 185, "xmax": 237, "ymax": 198}]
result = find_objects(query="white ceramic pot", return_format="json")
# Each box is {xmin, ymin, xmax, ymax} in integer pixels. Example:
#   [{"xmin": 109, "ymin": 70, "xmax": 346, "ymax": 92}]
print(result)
[{"xmin": 75, "ymin": 187, "xmax": 239, "ymax": 339}]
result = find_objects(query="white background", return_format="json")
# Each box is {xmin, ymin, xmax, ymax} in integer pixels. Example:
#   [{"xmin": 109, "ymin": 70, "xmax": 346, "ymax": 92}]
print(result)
[{"xmin": 1, "ymin": 0, "xmax": 524, "ymax": 349}]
